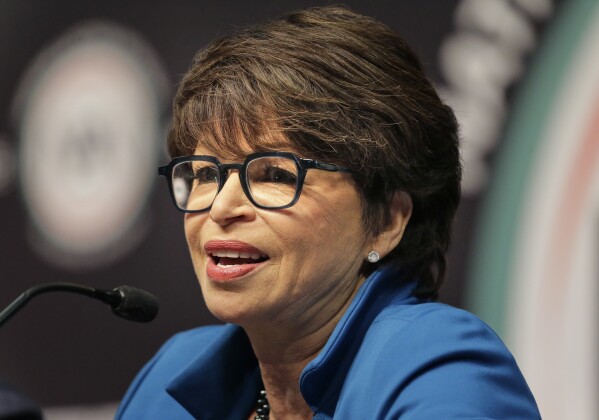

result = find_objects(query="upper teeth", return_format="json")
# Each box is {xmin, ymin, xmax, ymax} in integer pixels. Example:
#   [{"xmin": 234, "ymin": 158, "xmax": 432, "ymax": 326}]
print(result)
[{"xmin": 210, "ymin": 250, "xmax": 264, "ymax": 260}]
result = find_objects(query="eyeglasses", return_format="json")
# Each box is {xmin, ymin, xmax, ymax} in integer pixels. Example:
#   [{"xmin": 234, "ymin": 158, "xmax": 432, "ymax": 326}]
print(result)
[{"xmin": 158, "ymin": 151, "xmax": 353, "ymax": 212}]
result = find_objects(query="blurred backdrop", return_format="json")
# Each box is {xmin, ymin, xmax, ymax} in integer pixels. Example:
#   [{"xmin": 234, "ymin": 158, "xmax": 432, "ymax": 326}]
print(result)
[{"xmin": 0, "ymin": 1, "xmax": 596, "ymax": 419}]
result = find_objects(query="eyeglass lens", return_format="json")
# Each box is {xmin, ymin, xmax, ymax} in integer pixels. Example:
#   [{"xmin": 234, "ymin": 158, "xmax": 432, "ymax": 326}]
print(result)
[{"xmin": 171, "ymin": 156, "xmax": 300, "ymax": 211}]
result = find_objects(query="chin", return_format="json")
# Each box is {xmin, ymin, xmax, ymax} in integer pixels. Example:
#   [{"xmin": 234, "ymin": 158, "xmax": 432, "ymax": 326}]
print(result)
[{"xmin": 204, "ymin": 295, "xmax": 264, "ymax": 326}]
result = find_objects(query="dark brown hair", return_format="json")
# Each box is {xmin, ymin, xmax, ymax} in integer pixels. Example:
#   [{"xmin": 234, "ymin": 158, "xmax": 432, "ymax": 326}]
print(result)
[{"xmin": 168, "ymin": 6, "xmax": 461, "ymax": 299}]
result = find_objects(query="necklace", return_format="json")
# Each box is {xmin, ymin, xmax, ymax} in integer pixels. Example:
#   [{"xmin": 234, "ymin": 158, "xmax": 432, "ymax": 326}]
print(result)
[{"xmin": 254, "ymin": 389, "xmax": 270, "ymax": 420}]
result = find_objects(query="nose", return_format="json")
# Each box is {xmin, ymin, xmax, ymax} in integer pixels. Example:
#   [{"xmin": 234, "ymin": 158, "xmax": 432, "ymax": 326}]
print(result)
[{"xmin": 209, "ymin": 170, "xmax": 256, "ymax": 225}]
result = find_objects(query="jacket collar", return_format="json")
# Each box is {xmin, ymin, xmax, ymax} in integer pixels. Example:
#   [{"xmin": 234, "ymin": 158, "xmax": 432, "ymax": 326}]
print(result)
[
  {"xmin": 166, "ymin": 265, "xmax": 417, "ymax": 418},
  {"xmin": 299, "ymin": 265, "xmax": 418, "ymax": 416},
  {"xmin": 166, "ymin": 324, "xmax": 260, "ymax": 419}
]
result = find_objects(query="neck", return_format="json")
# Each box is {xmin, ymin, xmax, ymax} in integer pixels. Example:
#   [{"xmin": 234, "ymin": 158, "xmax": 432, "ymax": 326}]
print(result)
[
  {"xmin": 243, "ymin": 275, "xmax": 365, "ymax": 419},
  {"xmin": 251, "ymin": 317, "xmax": 339, "ymax": 419}
]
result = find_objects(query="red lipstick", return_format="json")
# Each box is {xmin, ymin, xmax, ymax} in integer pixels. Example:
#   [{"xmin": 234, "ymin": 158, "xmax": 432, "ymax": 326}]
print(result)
[{"xmin": 204, "ymin": 240, "xmax": 268, "ymax": 281}]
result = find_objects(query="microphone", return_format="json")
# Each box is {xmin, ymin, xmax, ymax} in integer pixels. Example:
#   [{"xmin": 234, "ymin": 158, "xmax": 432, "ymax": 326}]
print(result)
[{"xmin": 0, "ymin": 283, "xmax": 159, "ymax": 328}]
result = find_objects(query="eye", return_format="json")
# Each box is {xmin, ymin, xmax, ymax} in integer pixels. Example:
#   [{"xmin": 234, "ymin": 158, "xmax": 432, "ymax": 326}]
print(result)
[
  {"xmin": 262, "ymin": 166, "xmax": 297, "ymax": 184},
  {"xmin": 247, "ymin": 157, "xmax": 299, "ymax": 186},
  {"xmin": 194, "ymin": 165, "xmax": 218, "ymax": 183}
]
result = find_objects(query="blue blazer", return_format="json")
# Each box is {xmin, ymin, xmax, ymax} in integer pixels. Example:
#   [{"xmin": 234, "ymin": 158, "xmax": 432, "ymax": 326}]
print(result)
[{"xmin": 117, "ymin": 266, "xmax": 540, "ymax": 419}]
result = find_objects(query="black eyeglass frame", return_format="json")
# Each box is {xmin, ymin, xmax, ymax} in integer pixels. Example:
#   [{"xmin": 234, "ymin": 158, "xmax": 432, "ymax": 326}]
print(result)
[{"xmin": 158, "ymin": 151, "xmax": 353, "ymax": 213}]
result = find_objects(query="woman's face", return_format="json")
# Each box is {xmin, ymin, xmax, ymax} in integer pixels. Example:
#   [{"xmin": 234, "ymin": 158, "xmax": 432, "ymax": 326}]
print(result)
[{"xmin": 184, "ymin": 143, "xmax": 372, "ymax": 329}]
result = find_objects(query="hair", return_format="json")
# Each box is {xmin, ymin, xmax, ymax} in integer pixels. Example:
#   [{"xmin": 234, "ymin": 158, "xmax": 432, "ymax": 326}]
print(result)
[{"xmin": 168, "ymin": 6, "xmax": 461, "ymax": 299}]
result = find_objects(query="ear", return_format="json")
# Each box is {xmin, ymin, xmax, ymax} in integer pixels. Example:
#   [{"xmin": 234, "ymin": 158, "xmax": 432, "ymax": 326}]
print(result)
[{"xmin": 368, "ymin": 191, "xmax": 412, "ymax": 258}]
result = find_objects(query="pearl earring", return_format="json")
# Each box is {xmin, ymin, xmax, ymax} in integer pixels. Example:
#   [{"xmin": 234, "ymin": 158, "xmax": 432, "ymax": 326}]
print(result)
[{"xmin": 367, "ymin": 251, "xmax": 380, "ymax": 263}]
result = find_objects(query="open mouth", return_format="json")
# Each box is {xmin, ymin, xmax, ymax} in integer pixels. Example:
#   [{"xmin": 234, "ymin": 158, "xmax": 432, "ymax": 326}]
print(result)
[
  {"xmin": 204, "ymin": 241, "xmax": 270, "ymax": 280},
  {"xmin": 209, "ymin": 251, "xmax": 269, "ymax": 267}
]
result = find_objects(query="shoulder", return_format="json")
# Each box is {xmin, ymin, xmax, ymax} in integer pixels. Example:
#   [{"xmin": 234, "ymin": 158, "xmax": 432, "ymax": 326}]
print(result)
[
  {"xmin": 132, "ymin": 324, "xmax": 225, "ymax": 382},
  {"xmin": 115, "ymin": 325, "xmax": 226, "ymax": 420},
  {"xmin": 340, "ymin": 303, "xmax": 541, "ymax": 419},
  {"xmin": 357, "ymin": 302, "xmax": 517, "ymax": 375},
  {"xmin": 152, "ymin": 324, "xmax": 225, "ymax": 362},
  {"xmin": 373, "ymin": 302, "xmax": 508, "ymax": 352}
]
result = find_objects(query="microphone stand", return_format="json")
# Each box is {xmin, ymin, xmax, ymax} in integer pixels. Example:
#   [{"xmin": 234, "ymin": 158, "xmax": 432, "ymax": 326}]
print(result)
[{"xmin": 0, "ymin": 283, "xmax": 158, "ymax": 327}]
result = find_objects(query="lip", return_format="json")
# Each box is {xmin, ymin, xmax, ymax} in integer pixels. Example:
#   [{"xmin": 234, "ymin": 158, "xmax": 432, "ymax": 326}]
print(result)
[
  {"xmin": 204, "ymin": 240, "xmax": 267, "ymax": 255},
  {"xmin": 204, "ymin": 240, "xmax": 269, "ymax": 282}
]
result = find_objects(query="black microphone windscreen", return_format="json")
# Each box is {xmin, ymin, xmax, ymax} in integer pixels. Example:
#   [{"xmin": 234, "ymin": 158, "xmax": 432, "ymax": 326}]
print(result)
[{"xmin": 111, "ymin": 286, "xmax": 159, "ymax": 323}]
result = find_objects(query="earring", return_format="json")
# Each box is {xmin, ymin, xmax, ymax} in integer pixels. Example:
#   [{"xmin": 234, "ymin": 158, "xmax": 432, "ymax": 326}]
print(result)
[{"xmin": 367, "ymin": 251, "xmax": 380, "ymax": 263}]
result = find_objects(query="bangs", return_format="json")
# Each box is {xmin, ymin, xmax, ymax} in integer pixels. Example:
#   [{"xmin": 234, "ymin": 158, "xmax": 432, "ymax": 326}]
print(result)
[
  {"xmin": 168, "ymin": 68, "xmax": 298, "ymax": 159},
  {"xmin": 167, "ymin": 37, "xmax": 350, "ymax": 163}
]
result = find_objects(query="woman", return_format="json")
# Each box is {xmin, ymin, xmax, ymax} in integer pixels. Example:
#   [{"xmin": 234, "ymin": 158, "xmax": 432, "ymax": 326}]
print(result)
[{"xmin": 117, "ymin": 6, "xmax": 540, "ymax": 419}]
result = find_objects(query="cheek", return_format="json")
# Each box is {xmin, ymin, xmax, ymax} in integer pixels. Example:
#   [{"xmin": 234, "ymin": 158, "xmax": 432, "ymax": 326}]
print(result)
[
  {"xmin": 292, "ymin": 197, "xmax": 366, "ymax": 262},
  {"xmin": 284, "ymin": 203, "xmax": 367, "ymax": 300},
  {"xmin": 317, "ymin": 193, "xmax": 365, "ymax": 238},
  {"xmin": 184, "ymin": 214, "xmax": 207, "ymax": 258},
  {"xmin": 183, "ymin": 215, "xmax": 196, "ymax": 247}
]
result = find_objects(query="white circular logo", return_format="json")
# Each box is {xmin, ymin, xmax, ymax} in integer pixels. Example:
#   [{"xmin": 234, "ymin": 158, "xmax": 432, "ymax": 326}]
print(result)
[{"xmin": 13, "ymin": 21, "xmax": 169, "ymax": 268}]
